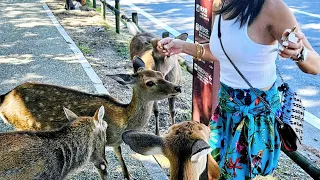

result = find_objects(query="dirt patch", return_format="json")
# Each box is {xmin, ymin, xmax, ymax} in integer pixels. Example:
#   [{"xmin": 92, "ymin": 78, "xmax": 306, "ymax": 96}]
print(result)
[{"xmin": 45, "ymin": 1, "xmax": 315, "ymax": 179}]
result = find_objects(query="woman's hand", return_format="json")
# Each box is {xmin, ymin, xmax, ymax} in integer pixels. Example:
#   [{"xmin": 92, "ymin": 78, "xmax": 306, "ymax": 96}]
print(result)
[
  {"xmin": 279, "ymin": 28, "xmax": 305, "ymax": 60},
  {"xmin": 157, "ymin": 38, "xmax": 186, "ymax": 56}
]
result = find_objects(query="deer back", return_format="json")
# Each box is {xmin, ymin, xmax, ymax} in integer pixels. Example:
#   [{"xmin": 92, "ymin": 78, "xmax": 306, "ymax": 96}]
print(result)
[
  {"xmin": 0, "ymin": 107, "xmax": 108, "ymax": 180},
  {"xmin": 0, "ymin": 61, "xmax": 182, "ymax": 146}
]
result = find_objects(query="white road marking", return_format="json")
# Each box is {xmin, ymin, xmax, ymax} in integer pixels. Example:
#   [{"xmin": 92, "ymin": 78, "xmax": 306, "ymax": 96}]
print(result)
[{"xmin": 121, "ymin": 0, "xmax": 193, "ymax": 43}]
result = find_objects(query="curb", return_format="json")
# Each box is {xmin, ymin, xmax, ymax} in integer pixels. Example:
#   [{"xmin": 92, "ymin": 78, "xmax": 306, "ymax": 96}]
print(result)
[{"xmin": 42, "ymin": 2, "xmax": 109, "ymax": 95}]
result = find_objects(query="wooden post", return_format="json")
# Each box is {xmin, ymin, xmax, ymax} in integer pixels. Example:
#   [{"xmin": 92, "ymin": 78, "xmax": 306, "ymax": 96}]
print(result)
[
  {"xmin": 101, "ymin": 0, "xmax": 106, "ymax": 20},
  {"xmin": 132, "ymin": 12, "xmax": 138, "ymax": 25},
  {"xmin": 115, "ymin": 0, "xmax": 120, "ymax": 33},
  {"xmin": 162, "ymin": 31, "xmax": 170, "ymax": 38},
  {"xmin": 93, "ymin": 0, "xmax": 96, "ymax": 8}
]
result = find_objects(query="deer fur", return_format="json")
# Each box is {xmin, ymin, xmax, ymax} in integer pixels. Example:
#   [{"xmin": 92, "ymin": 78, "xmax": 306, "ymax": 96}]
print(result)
[
  {"xmin": 0, "ymin": 106, "xmax": 108, "ymax": 180},
  {"xmin": 0, "ymin": 56, "xmax": 181, "ymax": 179},
  {"xmin": 129, "ymin": 31, "xmax": 188, "ymax": 135},
  {"xmin": 122, "ymin": 121, "xmax": 220, "ymax": 180}
]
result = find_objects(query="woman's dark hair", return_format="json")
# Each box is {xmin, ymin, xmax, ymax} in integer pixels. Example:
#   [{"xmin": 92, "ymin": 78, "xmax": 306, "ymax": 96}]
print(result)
[{"xmin": 215, "ymin": 0, "xmax": 265, "ymax": 27}]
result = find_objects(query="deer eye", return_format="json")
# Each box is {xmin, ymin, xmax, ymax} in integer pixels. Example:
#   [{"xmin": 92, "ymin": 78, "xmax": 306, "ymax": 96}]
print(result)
[{"xmin": 146, "ymin": 81, "xmax": 156, "ymax": 87}]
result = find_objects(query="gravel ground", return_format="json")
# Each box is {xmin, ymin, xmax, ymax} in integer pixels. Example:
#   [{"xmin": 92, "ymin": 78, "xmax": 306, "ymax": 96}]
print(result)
[{"xmin": 1, "ymin": 0, "xmax": 317, "ymax": 179}]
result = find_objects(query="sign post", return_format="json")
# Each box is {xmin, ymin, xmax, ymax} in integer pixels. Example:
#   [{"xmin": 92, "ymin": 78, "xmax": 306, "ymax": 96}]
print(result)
[{"xmin": 192, "ymin": 0, "xmax": 220, "ymax": 125}]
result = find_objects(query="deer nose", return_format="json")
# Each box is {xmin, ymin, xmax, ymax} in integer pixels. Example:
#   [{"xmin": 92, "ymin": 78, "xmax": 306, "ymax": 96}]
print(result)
[{"xmin": 175, "ymin": 86, "xmax": 182, "ymax": 93}]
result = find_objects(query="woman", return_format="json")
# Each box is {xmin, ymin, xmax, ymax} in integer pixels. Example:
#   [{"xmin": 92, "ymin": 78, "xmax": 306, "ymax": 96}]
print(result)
[{"xmin": 157, "ymin": 0, "xmax": 320, "ymax": 179}]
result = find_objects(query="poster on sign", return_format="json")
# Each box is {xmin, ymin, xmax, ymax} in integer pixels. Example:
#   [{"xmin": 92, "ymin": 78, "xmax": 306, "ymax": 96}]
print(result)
[{"xmin": 192, "ymin": 0, "xmax": 220, "ymax": 125}]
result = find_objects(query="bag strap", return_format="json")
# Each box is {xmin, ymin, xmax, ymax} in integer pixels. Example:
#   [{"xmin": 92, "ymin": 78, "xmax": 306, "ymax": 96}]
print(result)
[{"xmin": 217, "ymin": 13, "xmax": 284, "ymax": 126}]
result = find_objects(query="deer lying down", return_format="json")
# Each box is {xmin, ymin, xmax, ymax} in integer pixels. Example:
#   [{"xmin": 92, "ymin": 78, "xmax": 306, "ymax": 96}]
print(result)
[
  {"xmin": 0, "ymin": 56, "xmax": 181, "ymax": 180},
  {"xmin": 122, "ymin": 121, "xmax": 220, "ymax": 180},
  {"xmin": 130, "ymin": 32, "xmax": 188, "ymax": 135},
  {"xmin": 0, "ymin": 106, "xmax": 107, "ymax": 180}
]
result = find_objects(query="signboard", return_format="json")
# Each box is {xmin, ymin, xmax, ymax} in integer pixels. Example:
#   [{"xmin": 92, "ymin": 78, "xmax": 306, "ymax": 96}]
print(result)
[{"xmin": 192, "ymin": 0, "xmax": 220, "ymax": 125}]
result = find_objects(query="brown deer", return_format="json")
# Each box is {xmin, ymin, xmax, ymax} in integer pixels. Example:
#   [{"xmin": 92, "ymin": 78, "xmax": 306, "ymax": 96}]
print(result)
[
  {"xmin": 122, "ymin": 121, "xmax": 221, "ymax": 180},
  {"xmin": 0, "ymin": 106, "xmax": 108, "ymax": 180},
  {"xmin": 0, "ymin": 56, "xmax": 182, "ymax": 179},
  {"xmin": 130, "ymin": 31, "xmax": 188, "ymax": 135}
]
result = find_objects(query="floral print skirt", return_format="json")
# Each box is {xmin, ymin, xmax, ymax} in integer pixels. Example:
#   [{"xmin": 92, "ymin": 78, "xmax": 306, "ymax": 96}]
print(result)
[{"xmin": 209, "ymin": 82, "xmax": 281, "ymax": 179}]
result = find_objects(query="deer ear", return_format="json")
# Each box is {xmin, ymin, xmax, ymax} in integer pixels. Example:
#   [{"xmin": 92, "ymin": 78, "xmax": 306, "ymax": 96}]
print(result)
[
  {"xmin": 93, "ymin": 105, "xmax": 108, "ymax": 129},
  {"xmin": 106, "ymin": 73, "xmax": 137, "ymax": 86},
  {"xmin": 63, "ymin": 107, "xmax": 78, "ymax": 124},
  {"xmin": 94, "ymin": 106, "xmax": 105, "ymax": 122},
  {"xmin": 150, "ymin": 38, "xmax": 161, "ymax": 52},
  {"xmin": 133, "ymin": 56, "xmax": 146, "ymax": 72},
  {"xmin": 175, "ymin": 33, "xmax": 188, "ymax": 41},
  {"xmin": 122, "ymin": 130, "xmax": 164, "ymax": 155},
  {"xmin": 191, "ymin": 139, "xmax": 212, "ymax": 162}
]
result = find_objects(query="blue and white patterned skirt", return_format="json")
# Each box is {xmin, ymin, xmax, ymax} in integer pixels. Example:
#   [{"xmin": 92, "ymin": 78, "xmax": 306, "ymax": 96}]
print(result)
[{"xmin": 209, "ymin": 82, "xmax": 282, "ymax": 179}]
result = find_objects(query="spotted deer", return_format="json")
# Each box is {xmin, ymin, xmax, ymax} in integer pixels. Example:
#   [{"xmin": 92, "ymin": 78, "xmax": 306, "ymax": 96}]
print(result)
[
  {"xmin": 130, "ymin": 31, "xmax": 188, "ymax": 135},
  {"xmin": 122, "ymin": 121, "xmax": 221, "ymax": 180},
  {"xmin": 0, "ymin": 56, "xmax": 182, "ymax": 180},
  {"xmin": 0, "ymin": 106, "xmax": 108, "ymax": 180}
]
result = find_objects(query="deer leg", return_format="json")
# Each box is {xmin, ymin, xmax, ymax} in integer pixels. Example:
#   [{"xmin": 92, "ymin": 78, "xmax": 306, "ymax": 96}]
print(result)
[
  {"xmin": 168, "ymin": 97, "xmax": 176, "ymax": 125},
  {"xmin": 94, "ymin": 159, "xmax": 108, "ymax": 180},
  {"xmin": 153, "ymin": 101, "xmax": 160, "ymax": 135},
  {"xmin": 113, "ymin": 146, "xmax": 130, "ymax": 179}
]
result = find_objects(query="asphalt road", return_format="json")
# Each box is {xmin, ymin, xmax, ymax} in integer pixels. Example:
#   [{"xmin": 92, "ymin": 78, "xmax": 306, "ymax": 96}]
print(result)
[{"xmin": 118, "ymin": 0, "xmax": 320, "ymax": 149}]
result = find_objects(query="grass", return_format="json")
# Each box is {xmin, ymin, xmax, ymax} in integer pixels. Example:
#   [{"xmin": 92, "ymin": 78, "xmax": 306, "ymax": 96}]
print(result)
[
  {"xmin": 85, "ymin": 0, "xmax": 101, "ymax": 13},
  {"xmin": 77, "ymin": 43, "xmax": 93, "ymax": 54},
  {"xmin": 101, "ymin": 21, "xmax": 131, "ymax": 58}
]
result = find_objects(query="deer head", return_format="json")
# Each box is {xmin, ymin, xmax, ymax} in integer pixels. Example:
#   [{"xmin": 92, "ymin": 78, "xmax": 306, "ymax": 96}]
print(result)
[
  {"xmin": 64, "ymin": 106, "xmax": 108, "ymax": 177},
  {"xmin": 122, "ymin": 121, "xmax": 220, "ymax": 180},
  {"xmin": 107, "ymin": 56, "xmax": 182, "ymax": 101}
]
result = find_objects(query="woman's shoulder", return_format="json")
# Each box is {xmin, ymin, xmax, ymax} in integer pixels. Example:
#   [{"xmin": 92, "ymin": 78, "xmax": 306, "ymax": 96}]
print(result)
[
  {"xmin": 263, "ymin": 0, "xmax": 291, "ymax": 19},
  {"xmin": 262, "ymin": 0, "xmax": 294, "ymax": 27}
]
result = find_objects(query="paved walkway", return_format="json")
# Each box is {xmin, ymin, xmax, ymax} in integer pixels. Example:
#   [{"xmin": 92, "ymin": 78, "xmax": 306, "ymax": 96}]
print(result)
[{"xmin": 0, "ymin": 0, "xmax": 100, "ymax": 94}]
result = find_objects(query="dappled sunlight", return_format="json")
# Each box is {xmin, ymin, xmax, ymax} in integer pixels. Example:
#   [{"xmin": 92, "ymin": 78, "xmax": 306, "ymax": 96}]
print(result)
[
  {"xmin": 53, "ymin": 54, "xmax": 77, "ymax": 62},
  {"xmin": 1, "ymin": 73, "xmax": 44, "ymax": 86},
  {"xmin": 297, "ymin": 87, "xmax": 319, "ymax": 96},
  {"xmin": 162, "ymin": 8, "xmax": 181, "ymax": 14},
  {"xmin": 281, "ymin": 74, "xmax": 293, "ymax": 81},
  {"xmin": 125, "ymin": 0, "xmax": 194, "ymax": 4},
  {"xmin": 23, "ymin": 32, "xmax": 39, "ymax": 38},
  {"xmin": 300, "ymin": 23, "xmax": 320, "ymax": 31},
  {"xmin": 0, "ymin": 42, "xmax": 16, "ymax": 48},
  {"xmin": 282, "ymin": 64, "xmax": 298, "ymax": 70},
  {"xmin": 1, "ymin": 79, "xmax": 19, "ymax": 85},
  {"xmin": 10, "ymin": 18, "xmax": 53, "ymax": 28},
  {"xmin": 21, "ymin": 73, "xmax": 44, "ymax": 81},
  {"xmin": 300, "ymin": 99, "xmax": 320, "ymax": 108},
  {"xmin": 0, "ymin": 54, "xmax": 34, "ymax": 65}
]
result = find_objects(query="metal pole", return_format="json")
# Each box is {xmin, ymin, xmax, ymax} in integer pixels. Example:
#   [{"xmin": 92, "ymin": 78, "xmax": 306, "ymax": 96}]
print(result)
[
  {"xmin": 93, "ymin": 0, "xmax": 96, "ymax": 8},
  {"xmin": 115, "ymin": 0, "xmax": 120, "ymax": 33},
  {"xmin": 282, "ymin": 147, "xmax": 320, "ymax": 179},
  {"xmin": 101, "ymin": 0, "xmax": 106, "ymax": 20},
  {"xmin": 132, "ymin": 12, "xmax": 138, "ymax": 25}
]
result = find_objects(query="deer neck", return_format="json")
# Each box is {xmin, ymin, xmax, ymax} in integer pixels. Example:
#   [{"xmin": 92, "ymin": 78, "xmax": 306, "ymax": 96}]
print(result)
[
  {"xmin": 52, "ymin": 124, "xmax": 94, "ymax": 177},
  {"xmin": 170, "ymin": 157, "xmax": 204, "ymax": 180},
  {"xmin": 125, "ymin": 88, "xmax": 153, "ymax": 130}
]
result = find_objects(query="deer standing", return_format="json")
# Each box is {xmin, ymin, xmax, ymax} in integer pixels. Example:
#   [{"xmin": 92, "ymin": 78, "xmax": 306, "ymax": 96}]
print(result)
[
  {"xmin": 0, "ymin": 106, "xmax": 108, "ymax": 180},
  {"xmin": 130, "ymin": 31, "xmax": 188, "ymax": 135},
  {"xmin": 0, "ymin": 57, "xmax": 182, "ymax": 179},
  {"xmin": 122, "ymin": 121, "xmax": 221, "ymax": 180}
]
